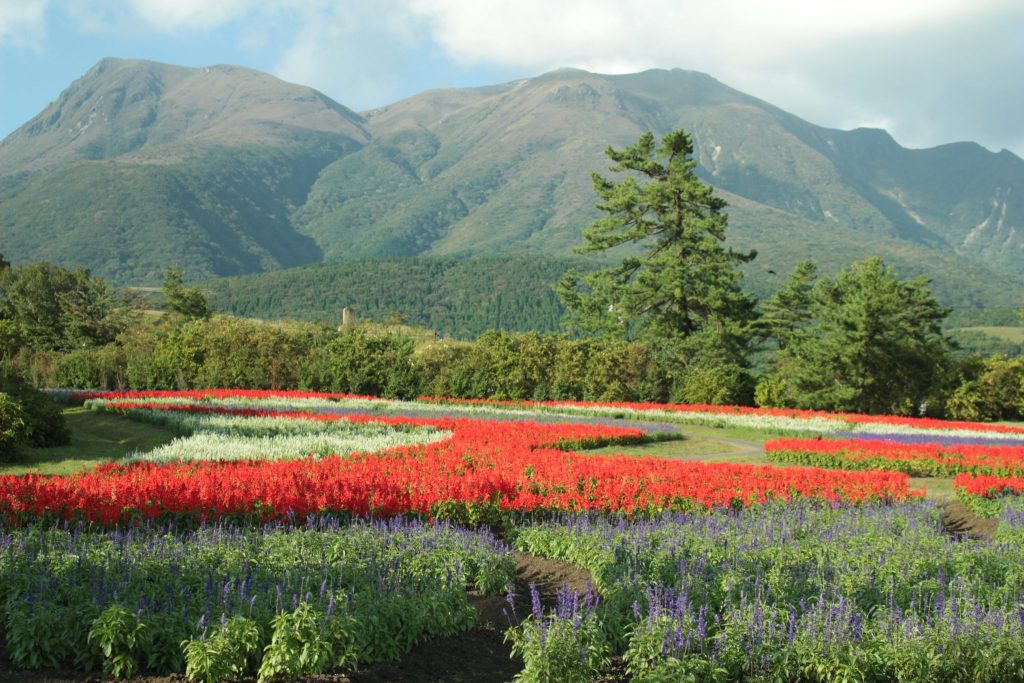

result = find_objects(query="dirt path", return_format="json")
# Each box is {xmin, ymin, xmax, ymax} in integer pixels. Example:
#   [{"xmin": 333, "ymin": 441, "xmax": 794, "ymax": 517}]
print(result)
[{"xmin": 941, "ymin": 499, "xmax": 997, "ymax": 540}]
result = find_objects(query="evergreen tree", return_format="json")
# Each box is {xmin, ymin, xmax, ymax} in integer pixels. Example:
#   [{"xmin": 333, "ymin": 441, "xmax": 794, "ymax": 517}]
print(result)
[
  {"xmin": 764, "ymin": 257, "xmax": 952, "ymax": 414},
  {"xmin": 557, "ymin": 130, "xmax": 756, "ymax": 342},
  {"xmin": 556, "ymin": 130, "xmax": 757, "ymax": 403},
  {"xmin": 163, "ymin": 267, "xmax": 211, "ymax": 319},
  {"xmin": 761, "ymin": 261, "xmax": 818, "ymax": 350}
]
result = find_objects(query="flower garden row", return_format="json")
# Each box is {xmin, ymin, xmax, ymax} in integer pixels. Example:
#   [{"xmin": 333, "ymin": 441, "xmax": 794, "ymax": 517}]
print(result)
[
  {"xmin": 6, "ymin": 389, "xmax": 1019, "ymax": 681},
  {"xmin": 1, "ymin": 517, "xmax": 514, "ymax": 681},
  {"xmin": 2, "ymin": 399, "xmax": 923, "ymax": 526},
  {"xmin": 74, "ymin": 389, "xmax": 1024, "ymax": 438},
  {"xmin": 508, "ymin": 500, "xmax": 1024, "ymax": 682}
]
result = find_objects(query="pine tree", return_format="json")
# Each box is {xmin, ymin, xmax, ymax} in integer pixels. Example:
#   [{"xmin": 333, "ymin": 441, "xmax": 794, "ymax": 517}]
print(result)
[
  {"xmin": 767, "ymin": 257, "xmax": 952, "ymax": 414},
  {"xmin": 557, "ymin": 129, "xmax": 756, "ymax": 342},
  {"xmin": 556, "ymin": 129, "xmax": 758, "ymax": 403}
]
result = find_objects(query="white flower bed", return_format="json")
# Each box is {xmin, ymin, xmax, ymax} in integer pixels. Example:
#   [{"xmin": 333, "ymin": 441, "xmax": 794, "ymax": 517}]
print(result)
[{"xmin": 129, "ymin": 427, "xmax": 447, "ymax": 463}]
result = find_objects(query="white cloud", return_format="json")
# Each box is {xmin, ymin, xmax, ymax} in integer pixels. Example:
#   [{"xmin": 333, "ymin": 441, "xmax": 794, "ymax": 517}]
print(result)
[
  {"xmin": 403, "ymin": 0, "xmax": 1024, "ymax": 155},
  {"xmin": 273, "ymin": 1, "xmax": 424, "ymax": 109},
  {"xmin": 128, "ymin": 0, "xmax": 256, "ymax": 32},
  {"xmin": 0, "ymin": 0, "xmax": 48, "ymax": 49},
  {"xmin": 407, "ymin": 0, "xmax": 1014, "ymax": 70}
]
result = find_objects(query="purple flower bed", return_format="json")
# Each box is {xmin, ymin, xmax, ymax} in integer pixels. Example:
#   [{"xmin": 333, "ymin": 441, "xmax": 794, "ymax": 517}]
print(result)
[{"xmin": 838, "ymin": 431, "xmax": 1024, "ymax": 448}]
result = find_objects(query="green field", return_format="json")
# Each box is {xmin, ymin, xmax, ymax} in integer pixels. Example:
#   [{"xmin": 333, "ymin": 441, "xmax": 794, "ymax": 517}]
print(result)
[
  {"xmin": 953, "ymin": 326, "xmax": 1024, "ymax": 343},
  {"xmin": 0, "ymin": 407, "xmax": 177, "ymax": 476}
]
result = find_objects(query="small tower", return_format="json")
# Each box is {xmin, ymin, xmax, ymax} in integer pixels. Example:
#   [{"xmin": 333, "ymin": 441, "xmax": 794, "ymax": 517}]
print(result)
[{"xmin": 340, "ymin": 306, "xmax": 356, "ymax": 330}]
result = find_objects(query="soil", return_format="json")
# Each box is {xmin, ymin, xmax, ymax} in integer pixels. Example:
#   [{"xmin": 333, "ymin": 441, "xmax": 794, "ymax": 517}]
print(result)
[{"xmin": 941, "ymin": 498, "xmax": 998, "ymax": 540}]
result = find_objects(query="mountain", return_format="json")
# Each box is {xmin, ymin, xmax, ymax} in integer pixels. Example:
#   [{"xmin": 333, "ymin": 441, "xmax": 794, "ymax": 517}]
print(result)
[
  {"xmin": 1, "ymin": 59, "xmax": 1022, "ymax": 320},
  {"xmin": 318, "ymin": 67, "xmax": 1022, "ymax": 275},
  {"xmin": 0, "ymin": 58, "xmax": 367, "ymax": 282}
]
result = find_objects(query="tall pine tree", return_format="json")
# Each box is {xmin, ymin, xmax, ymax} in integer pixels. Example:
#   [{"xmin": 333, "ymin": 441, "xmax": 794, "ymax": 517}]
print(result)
[{"xmin": 557, "ymin": 129, "xmax": 758, "ymax": 403}]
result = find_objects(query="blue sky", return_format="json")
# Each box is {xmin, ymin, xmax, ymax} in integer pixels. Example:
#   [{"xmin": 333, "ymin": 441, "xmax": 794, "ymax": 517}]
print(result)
[{"xmin": 2, "ymin": 0, "xmax": 1022, "ymax": 157}]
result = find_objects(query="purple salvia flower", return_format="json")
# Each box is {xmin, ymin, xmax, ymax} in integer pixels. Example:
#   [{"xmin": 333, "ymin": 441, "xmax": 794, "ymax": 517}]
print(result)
[{"xmin": 530, "ymin": 582, "xmax": 542, "ymax": 620}]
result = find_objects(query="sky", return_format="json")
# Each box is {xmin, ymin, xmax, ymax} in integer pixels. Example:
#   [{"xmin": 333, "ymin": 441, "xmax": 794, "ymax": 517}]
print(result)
[{"xmin": 1, "ymin": 0, "xmax": 1022, "ymax": 157}]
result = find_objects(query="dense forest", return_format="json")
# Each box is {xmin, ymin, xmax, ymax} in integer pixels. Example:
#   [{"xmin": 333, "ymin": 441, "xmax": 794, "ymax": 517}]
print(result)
[{"xmin": 205, "ymin": 256, "xmax": 584, "ymax": 338}]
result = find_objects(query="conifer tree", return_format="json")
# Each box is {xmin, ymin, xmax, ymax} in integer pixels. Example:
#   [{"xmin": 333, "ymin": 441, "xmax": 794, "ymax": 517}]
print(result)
[{"xmin": 557, "ymin": 129, "xmax": 758, "ymax": 403}]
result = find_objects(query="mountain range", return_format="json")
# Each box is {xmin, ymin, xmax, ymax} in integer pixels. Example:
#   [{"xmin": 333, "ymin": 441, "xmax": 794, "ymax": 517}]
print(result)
[{"xmin": 0, "ymin": 57, "xmax": 1021, "ymax": 318}]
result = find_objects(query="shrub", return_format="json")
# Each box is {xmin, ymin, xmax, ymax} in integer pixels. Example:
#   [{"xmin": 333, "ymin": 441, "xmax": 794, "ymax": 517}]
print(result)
[{"xmin": 0, "ymin": 392, "xmax": 28, "ymax": 461}]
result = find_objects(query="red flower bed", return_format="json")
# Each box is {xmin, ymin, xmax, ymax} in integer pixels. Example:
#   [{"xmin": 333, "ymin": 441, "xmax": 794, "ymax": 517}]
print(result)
[
  {"xmin": 765, "ymin": 438, "xmax": 1024, "ymax": 477},
  {"xmin": 2, "ymin": 400, "xmax": 921, "ymax": 525},
  {"xmin": 954, "ymin": 473, "xmax": 1024, "ymax": 499},
  {"xmin": 953, "ymin": 472, "xmax": 1024, "ymax": 517},
  {"xmin": 72, "ymin": 389, "xmax": 383, "ymax": 402}
]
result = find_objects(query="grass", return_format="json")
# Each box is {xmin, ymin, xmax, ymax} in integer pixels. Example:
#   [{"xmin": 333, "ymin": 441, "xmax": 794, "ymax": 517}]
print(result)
[
  {"xmin": 0, "ymin": 407, "xmax": 178, "ymax": 476},
  {"xmin": 951, "ymin": 326, "xmax": 1024, "ymax": 343},
  {"xmin": 581, "ymin": 433, "xmax": 742, "ymax": 458},
  {"xmin": 909, "ymin": 477, "xmax": 956, "ymax": 503}
]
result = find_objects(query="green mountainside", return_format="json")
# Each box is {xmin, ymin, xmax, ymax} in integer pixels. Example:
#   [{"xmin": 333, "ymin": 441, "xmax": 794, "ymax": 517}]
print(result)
[
  {"xmin": 205, "ymin": 256, "xmax": 578, "ymax": 338},
  {"xmin": 1, "ymin": 59, "xmax": 1022, "ymax": 321},
  {"xmin": 0, "ymin": 58, "xmax": 367, "ymax": 282},
  {"xmin": 203, "ymin": 251, "xmax": 1024, "ymax": 340}
]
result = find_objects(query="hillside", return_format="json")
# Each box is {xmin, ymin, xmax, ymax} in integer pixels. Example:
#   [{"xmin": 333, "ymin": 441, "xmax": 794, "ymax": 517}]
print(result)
[
  {"xmin": 0, "ymin": 58, "xmax": 367, "ymax": 282},
  {"xmin": 205, "ymin": 256, "xmax": 579, "ymax": 339},
  {"xmin": 204, "ymin": 253, "xmax": 1024, "ymax": 340},
  {"xmin": 1, "ymin": 60, "xmax": 1022, "ymax": 313}
]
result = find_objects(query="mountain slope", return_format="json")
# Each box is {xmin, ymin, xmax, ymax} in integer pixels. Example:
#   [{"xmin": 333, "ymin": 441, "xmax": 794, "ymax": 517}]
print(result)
[
  {"xmin": 0, "ymin": 58, "xmax": 368, "ymax": 282},
  {"xmin": 294, "ymin": 68, "xmax": 1022, "ymax": 277}
]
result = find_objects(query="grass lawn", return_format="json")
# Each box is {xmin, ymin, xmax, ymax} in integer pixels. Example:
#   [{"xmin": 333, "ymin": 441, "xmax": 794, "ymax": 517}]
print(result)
[
  {"xmin": 582, "ymin": 433, "xmax": 742, "ymax": 458},
  {"xmin": 0, "ymin": 407, "xmax": 178, "ymax": 476},
  {"xmin": 952, "ymin": 326, "xmax": 1024, "ymax": 343},
  {"xmin": 909, "ymin": 477, "xmax": 956, "ymax": 502}
]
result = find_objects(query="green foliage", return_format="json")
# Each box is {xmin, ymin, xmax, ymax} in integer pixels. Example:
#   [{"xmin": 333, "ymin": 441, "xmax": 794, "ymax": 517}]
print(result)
[
  {"xmin": 299, "ymin": 327, "xmax": 419, "ymax": 398},
  {"xmin": 558, "ymin": 129, "xmax": 756, "ymax": 344},
  {"xmin": 0, "ymin": 521, "xmax": 509, "ymax": 677},
  {"xmin": 162, "ymin": 267, "xmax": 211, "ymax": 319},
  {"xmin": 947, "ymin": 327, "xmax": 1024, "ymax": 358},
  {"xmin": 183, "ymin": 615, "xmax": 262, "ymax": 683},
  {"xmin": 760, "ymin": 260, "xmax": 818, "ymax": 350},
  {"xmin": 0, "ymin": 261, "xmax": 139, "ymax": 351},
  {"xmin": 761, "ymin": 257, "xmax": 952, "ymax": 414},
  {"xmin": 197, "ymin": 317, "xmax": 316, "ymax": 390},
  {"xmin": 87, "ymin": 605, "xmax": 146, "ymax": 679},
  {"xmin": 416, "ymin": 333, "xmax": 671, "ymax": 403},
  {"xmin": 207, "ymin": 255, "xmax": 579, "ymax": 340},
  {"xmin": 555, "ymin": 129, "xmax": 758, "ymax": 405},
  {"xmin": 507, "ymin": 609, "xmax": 610, "ymax": 683},
  {"xmin": 0, "ymin": 373, "xmax": 69, "ymax": 457},
  {"xmin": 257, "ymin": 603, "xmax": 336, "ymax": 682},
  {"xmin": 53, "ymin": 345, "xmax": 128, "ymax": 390},
  {"xmin": 945, "ymin": 356, "xmax": 1024, "ymax": 421},
  {"xmin": 516, "ymin": 501, "xmax": 1024, "ymax": 683},
  {"xmin": 0, "ymin": 393, "xmax": 28, "ymax": 464}
]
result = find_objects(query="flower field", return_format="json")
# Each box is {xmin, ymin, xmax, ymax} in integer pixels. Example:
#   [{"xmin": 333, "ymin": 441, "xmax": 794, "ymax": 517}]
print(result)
[
  {"xmin": 1, "ymin": 397, "xmax": 921, "ymax": 526},
  {"xmin": 3, "ymin": 389, "xmax": 1024, "ymax": 680},
  {"xmin": 765, "ymin": 437, "xmax": 1024, "ymax": 477},
  {"xmin": 510, "ymin": 502, "xmax": 1024, "ymax": 682}
]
